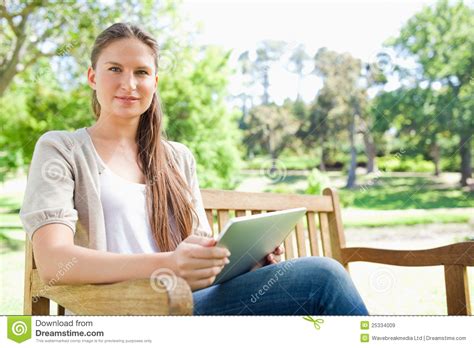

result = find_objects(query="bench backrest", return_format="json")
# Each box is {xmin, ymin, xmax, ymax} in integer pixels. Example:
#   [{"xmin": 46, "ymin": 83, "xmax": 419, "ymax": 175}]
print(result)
[{"xmin": 201, "ymin": 187, "xmax": 347, "ymax": 264}]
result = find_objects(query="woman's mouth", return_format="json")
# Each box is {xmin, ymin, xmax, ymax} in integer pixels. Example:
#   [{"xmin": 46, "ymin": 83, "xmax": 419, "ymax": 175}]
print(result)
[{"xmin": 115, "ymin": 96, "xmax": 140, "ymax": 105}]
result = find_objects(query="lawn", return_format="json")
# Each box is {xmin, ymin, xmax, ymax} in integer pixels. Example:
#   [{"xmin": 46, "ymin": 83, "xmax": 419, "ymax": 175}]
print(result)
[{"xmin": 338, "ymin": 176, "xmax": 473, "ymax": 210}]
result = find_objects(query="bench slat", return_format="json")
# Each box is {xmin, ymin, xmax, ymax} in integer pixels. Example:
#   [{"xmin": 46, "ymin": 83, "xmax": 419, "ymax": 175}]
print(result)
[
  {"xmin": 307, "ymin": 212, "xmax": 320, "ymax": 256},
  {"xmin": 217, "ymin": 210, "xmax": 229, "ymax": 232},
  {"xmin": 295, "ymin": 220, "xmax": 307, "ymax": 257},
  {"xmin": 235, "ymin": 210, "xmax": 246, "ymax": 217},
  {"xmin": 319, "ymin": 212, "xmax": 332, "ymax": 258},
  {"xmin": 205, "ymin": 209, "xmax": 214, "ymax": 236},
  {"xmin": 284, "ymin": 233, "xmax": 296, "ymax": 260},
  {"xmin": 323, "ymin": 188, "xmax": 346, "ymax": 264}
]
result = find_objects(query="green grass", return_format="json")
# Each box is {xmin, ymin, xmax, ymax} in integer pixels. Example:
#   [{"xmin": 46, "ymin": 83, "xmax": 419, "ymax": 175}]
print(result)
[
  {"xmin": 343, "ymin": 214, "xmax": 471, "ymax": 228},
  {"xmin": 0, "ymin": 249, "xmax": 25, "ymax": 315},
  {"xmin": 0, "ymin": 231, "xmax": 24, "ymax": 253},
  {"xmin": 264, "ymin": 174, "xmax": 473, "ymax": 210},
  {"xmin": 0, "ymin": 194, "xmax": 22, "ymax": 213},
  {"xmin": 338, "ymin": 177, "xmax": 473, "ymax": 210},
  {"xmin": 0, "ymin": 213, "xmax": 23, "ymax": 228}
]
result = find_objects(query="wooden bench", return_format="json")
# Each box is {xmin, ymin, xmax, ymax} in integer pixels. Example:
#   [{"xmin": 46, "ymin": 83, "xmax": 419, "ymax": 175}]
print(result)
[{"xmin": 24, "ymin": 188, "xmax": 473, "ymax": 315}]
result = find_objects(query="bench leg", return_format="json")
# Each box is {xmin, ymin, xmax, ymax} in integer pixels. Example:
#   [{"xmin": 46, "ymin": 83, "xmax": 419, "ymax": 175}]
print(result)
[{"xmin": 444, "ymin": 265, "xmax": 471, "ymax": 315}]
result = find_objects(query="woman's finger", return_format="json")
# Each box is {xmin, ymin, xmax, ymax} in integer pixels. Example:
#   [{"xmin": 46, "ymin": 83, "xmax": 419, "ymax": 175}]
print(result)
[
  {"xmin": 187, "ymin": 257, "xmax": 230, "ymax": 270},
  {"xmin": 274, "ymin": 245, "xmax": 285, "ymax": 255}
]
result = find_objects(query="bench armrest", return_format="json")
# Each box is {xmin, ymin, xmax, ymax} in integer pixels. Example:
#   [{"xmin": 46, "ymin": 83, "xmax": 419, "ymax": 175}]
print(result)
[
  {"xmin": 341, "ymin": 241, "xmax": 474, "ymax": 267},
  {"xmin": 30, "ymin": 270, "xmax": 193, "ymax": 315}
]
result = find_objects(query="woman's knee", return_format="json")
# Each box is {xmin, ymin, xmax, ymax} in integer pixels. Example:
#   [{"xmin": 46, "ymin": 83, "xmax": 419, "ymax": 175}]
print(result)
[{"xmin": 291, "ymin": 256, "xmax": 349, "ymax": 282}]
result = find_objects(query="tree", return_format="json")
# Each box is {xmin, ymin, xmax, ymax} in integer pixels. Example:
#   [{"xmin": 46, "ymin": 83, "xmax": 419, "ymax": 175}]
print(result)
[
  {"xmin": 254, "ymin": 40, "xmax": 287, "ymax": 105},
  {"xmin": 235, "ymin": 50, "xmax": 255, "ymax": 130},
  {"xmin": 0, "ymin": 0, "xmax": 126, "ymax": 96},
  {"xmin": 359, "ymin": 62, "xmax": 388, "ymax": 173},
  {"xmin": 312, "ymin": 48, "xmax": 366, "ymax": 188},
  {"xmin": 387, "ymin": 0, "xmax": 474, "ymax": 186},
  {"xmin": 372, "ymin": 86, "xmax": 454, "ymax": 176},
  {"xmin": 244, "ymin": 104, "xmax": 299, "ymax": 168},
  {"xmin": 298, "ymin": 87, "xmax": 338, "ymax": 171},
  {"xmin": 160, "ymin": 46, "xmax": 242, "ymax": 189},
  {"xmin": 285, "ymin": 44, "xmax": 312, "ymax": 101}
]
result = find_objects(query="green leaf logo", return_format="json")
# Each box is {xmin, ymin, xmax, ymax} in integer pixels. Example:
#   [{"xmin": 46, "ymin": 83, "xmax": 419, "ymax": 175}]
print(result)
[
  {"xmin": 302, "ymin": 315, "xmax": 324, "ymax": 330},
  {"xmin": 7, "ymin": 316, "xmax": 32, "ymax": 343}
]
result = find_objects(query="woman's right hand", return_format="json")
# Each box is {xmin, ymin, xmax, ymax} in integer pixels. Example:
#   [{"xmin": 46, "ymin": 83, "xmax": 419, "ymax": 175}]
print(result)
[{"xmin": 170, "ymin": 235, "xmax": 230, "ymax": 290}]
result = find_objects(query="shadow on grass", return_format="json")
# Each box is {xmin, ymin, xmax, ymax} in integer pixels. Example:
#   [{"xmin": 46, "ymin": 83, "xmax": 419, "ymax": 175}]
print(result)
[{"xmin": 272, "ymin": 175, "xmax": 307, "ymax": 185}]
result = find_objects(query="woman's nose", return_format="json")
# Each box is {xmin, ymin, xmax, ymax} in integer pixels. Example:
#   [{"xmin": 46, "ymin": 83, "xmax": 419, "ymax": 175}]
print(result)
[{"xmin": 120, "ymin": 72, "xmax": 138, "ymax": 90}]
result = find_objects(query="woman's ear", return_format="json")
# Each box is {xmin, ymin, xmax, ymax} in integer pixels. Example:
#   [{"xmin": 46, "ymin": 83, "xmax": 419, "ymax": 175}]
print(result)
[
  {"xmin": 87, "ymin": 66, "xmax": 96, "ymax": 90},
  {"xmin": 154, "ymin": 74, "xmax": 159, "ymax": 91}
]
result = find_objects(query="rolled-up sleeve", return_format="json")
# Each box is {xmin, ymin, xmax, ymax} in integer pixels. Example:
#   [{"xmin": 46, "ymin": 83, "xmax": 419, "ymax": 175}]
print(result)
[
  {"xmin": 187, "ymin": 151, "xmax": 212, "ymax": 238},
  {"xmin": 19, "ymin": 132, "xmax": 78, "ymax": 241}
]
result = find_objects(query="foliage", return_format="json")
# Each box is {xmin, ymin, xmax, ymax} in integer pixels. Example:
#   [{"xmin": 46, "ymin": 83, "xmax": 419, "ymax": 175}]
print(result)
[{"xmin": 305, "ymin": 168, "xmax": 330, "ymax": 195}]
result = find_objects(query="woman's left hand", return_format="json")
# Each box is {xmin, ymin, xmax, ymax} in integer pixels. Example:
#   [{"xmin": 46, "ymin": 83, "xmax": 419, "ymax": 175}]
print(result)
[{"xmin": 265, "ymin": 244, "xmax": 285, "ymax": 265}]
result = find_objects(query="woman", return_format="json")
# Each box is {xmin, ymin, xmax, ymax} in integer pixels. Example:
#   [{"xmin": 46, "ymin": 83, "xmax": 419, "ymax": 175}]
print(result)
[{"xmin": 20, "ymin": 23, "xmax": 369, "ymax": 315}]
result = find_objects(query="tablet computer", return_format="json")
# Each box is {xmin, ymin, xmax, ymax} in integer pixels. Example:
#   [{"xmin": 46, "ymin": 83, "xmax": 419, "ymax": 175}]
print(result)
[{"xmin": 212, "ymin": 207, "xmax": 307, "ymax": 285}]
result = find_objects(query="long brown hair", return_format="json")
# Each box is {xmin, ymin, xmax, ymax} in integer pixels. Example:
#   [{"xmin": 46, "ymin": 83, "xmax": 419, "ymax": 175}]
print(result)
[{"xmin": 90, "ymin": 22, "xmax": 198, "ymax": 251}]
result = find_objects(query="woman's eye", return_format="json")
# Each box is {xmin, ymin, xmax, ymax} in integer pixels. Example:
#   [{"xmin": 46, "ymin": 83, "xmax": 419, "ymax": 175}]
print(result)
[{"xmin": 108, "ymin": 67, "xmax": 148, "ymax": 75}]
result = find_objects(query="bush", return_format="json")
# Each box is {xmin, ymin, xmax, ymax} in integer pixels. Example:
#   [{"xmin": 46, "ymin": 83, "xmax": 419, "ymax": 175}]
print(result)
[
  {"xmin": 377, "ymin": 155, "xmax": 434, "ymax": 172},
  {"xmin": 305, "ymin": 168, "xmax": 330, "ymax": 195},
  {"xmin": 440, "ymin": 156, "xmax": 461, "ymax": 172},
  {"xmin": 265, "ymin": 183, "xmax": 295, "ymax": 194}
]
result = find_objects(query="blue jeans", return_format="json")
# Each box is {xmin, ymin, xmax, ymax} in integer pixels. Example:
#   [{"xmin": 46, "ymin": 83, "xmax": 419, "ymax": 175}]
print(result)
[{"xmin": 192, "ymin": 256, "xmax": 369, "ymax": 315}]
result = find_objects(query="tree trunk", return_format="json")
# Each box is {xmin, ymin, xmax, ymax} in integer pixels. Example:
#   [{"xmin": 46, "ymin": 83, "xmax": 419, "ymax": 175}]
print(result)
[
  {"xmin": 262, "ymin": 68, "xmax": 270, "ymax": 105},
  {"xmin": 363, "ymin": 130, "xmax": 377, "ymax": 174},
  {"xmin": 238, "ymin": 95, "xmax": 248, "ymax": 130},
  {"xmin": 459, "ymin": 133, "xmax": 472, "ymax": 186},
  {"xmin": 431, "ymin": 142, "xmax": 441, "ymax": 176},
  {"xmin": 319, "ymin": 145, "xmax": 327, "ymax": 171},
  {"xmin": 346, "ymin": 113, "xmax": 357, "ymax": 188},
  {"xmin": 0, "ymin": 14, "xmax": 30, "ymax": 98}
]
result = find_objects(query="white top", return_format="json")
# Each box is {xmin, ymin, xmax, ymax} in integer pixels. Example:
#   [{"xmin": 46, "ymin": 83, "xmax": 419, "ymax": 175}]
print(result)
[
  {"xmin": 99, "ymin": 167, "xmax": 161, "ymax": 254},
  {"xmin": 86, "ymin": 133, "xmax": 181, "ymax": 254}
]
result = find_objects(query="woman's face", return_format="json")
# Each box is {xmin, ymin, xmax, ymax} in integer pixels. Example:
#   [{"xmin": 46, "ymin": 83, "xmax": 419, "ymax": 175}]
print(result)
[{"xmin": 88, "ymin": 38, "xmax": 158, "ymax": 120}]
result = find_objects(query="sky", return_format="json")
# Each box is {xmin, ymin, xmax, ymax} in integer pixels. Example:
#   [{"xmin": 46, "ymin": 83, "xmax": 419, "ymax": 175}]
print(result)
[{"xmin": 179, "ymin": 0, "xmax": 438, "ymax": 104}]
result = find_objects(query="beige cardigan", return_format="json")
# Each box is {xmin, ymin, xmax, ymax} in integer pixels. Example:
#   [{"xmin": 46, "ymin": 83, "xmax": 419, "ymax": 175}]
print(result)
[{"xmin": 19, "ymin": 127, "xmax": 212, "ymax": 250}]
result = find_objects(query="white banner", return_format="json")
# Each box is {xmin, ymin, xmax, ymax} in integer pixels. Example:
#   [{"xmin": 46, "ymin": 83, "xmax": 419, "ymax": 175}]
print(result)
[{"xmin": 1, "ymin": 315, "xmax": 473, "ymax": 347}]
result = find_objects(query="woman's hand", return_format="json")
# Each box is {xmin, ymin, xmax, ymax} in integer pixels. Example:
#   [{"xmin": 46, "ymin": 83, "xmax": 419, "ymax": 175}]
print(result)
[
  {"xmin": 170, "ymin": 235, "xmax": 230, "ymax": 291},
  {"xmin": 250, "ymin": 244, "xmax": 285, "ymax": 271},
  {"xmin": 265, "ymin": 244, "xmax": 285, "ymax": 265}
]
